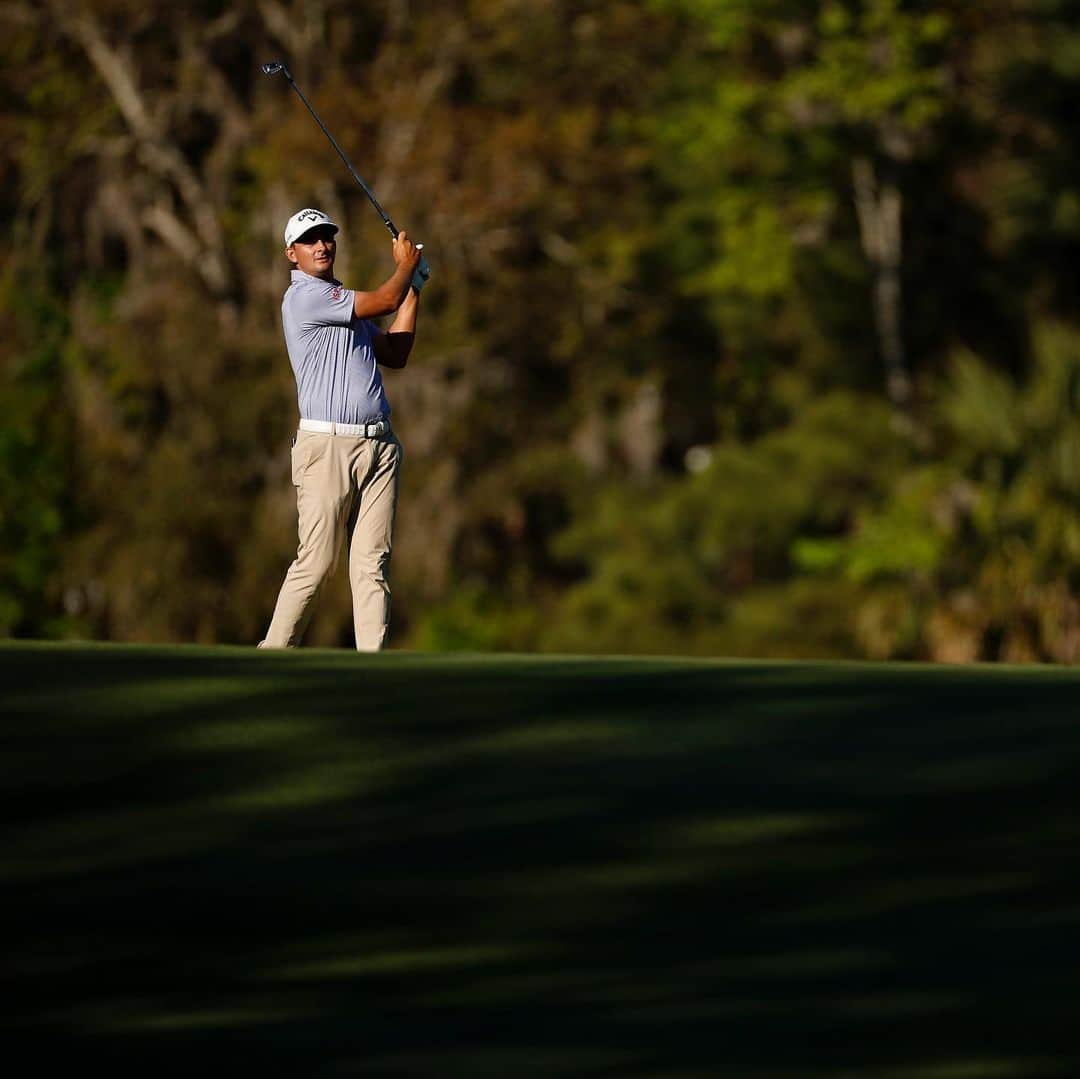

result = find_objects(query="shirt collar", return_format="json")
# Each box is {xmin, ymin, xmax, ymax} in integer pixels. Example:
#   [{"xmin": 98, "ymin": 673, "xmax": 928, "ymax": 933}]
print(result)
[{"xmin": 291, "ymin": 269, "xmax": 341, "ymax": 286}]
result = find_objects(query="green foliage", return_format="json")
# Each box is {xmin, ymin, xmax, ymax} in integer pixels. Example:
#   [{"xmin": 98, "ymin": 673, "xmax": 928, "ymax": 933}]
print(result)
[
  {"xmin": 545, "ymin": 391, "xmax": 907, "ymax": 655},
  {"xmin": 0, "ymin": 267, "xmax": 75, "ymax": 636},
  {"xmin": 795, "ymin": 0, "xmax": 953, "ymax": 130},
  {"xmin": 410, "ymin": 585, "xmax": 541, "ymax": 652},
  {"xmin": 829, "ymin": 324, "xmax": 1080, "ymax": 661}
]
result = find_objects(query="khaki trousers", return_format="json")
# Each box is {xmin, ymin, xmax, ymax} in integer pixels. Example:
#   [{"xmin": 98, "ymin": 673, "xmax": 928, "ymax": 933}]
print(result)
[{"xmin": 260, "ymin": 429, "xmax": 402, "ymax": 651}]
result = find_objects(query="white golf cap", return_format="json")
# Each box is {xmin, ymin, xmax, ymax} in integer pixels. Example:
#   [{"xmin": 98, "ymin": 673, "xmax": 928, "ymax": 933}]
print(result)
[{"xmin": 284, "ymin": 208, "xmax": 340, "ymax": 247}]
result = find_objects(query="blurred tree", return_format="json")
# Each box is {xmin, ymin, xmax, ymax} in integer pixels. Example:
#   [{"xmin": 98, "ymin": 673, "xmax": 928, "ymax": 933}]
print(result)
[
  {"xmin": 542, "ymin": 390, "xmax": 908, "ymax": 656},
  {"xmin": 834, "ymin": 323, "xmax": 1080, "ymax": 662},
  {"xmin": 641, "ymin": 0, "xmax": 1079, "ymax": 428}
]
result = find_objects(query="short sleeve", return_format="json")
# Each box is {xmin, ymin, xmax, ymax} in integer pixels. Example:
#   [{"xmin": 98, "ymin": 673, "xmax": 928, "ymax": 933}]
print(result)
[{"xmin": 294, "ymin": 282, "xmax": 355, "ymax": 328}]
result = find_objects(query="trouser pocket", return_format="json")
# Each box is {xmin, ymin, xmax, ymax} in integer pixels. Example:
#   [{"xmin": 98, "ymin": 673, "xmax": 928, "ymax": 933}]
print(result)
[{"xmin": 290, "ymin": 433, "xmax": 311, "ymax": 487}]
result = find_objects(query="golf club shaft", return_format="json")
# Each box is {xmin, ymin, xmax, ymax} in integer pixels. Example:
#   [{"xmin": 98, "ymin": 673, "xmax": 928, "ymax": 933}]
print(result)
[{"xmin": 276, "ymin": 65, "xmax": 398, "ymax": 239}]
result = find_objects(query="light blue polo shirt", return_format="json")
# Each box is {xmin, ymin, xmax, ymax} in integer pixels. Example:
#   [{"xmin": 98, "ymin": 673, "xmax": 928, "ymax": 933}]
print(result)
[{"xmin": 281, "ymin": 269, "xmax": 390, "ymax": 425}]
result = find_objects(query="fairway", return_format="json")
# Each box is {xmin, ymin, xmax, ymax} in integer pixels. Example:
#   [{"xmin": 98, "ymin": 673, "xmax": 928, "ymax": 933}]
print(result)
[{"xmin": 3, "ymin": 642, "xmax": 1079, "ymax": 1076}]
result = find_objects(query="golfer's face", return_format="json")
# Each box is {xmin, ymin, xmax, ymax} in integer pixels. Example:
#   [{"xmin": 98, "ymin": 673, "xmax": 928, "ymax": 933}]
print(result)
[{"xmin": 289, "ymin": 226, "xmax": 337, "ymax": 278}]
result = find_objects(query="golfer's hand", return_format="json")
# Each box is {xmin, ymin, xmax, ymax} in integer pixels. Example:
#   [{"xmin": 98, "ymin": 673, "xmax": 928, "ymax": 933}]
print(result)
[{"xmin": 393, "ymin": 231, "xmax": 422, "ymax": 272}]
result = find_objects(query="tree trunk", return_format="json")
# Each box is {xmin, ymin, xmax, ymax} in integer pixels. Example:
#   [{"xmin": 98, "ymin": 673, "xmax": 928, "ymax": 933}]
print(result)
[{"xmin": 853, "ymin": 155, "xmax": 911, "ymax": 409}]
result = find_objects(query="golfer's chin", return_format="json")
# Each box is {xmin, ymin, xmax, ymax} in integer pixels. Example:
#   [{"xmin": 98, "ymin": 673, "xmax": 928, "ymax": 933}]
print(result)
[{"xmin": 309, "ymin": 259, "xmax": 335, "ymax": 280}]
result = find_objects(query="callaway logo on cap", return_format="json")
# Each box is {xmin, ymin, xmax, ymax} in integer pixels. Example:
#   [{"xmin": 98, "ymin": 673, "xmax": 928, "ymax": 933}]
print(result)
[{"xmin": 284, "ymin": 208, "xmax": 340, "ymax": 246}]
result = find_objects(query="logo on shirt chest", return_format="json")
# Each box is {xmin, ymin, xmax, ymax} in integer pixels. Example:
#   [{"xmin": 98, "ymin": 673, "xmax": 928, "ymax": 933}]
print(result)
[{"xmin": 331, "ymin": 287, "xmax": 341, "ymax": 300}]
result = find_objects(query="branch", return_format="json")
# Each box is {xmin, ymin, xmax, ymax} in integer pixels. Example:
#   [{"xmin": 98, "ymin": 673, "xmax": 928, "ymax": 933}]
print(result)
[{"xmin": 55, "ymin": 3, "xmax": 232, "ymax": 297}]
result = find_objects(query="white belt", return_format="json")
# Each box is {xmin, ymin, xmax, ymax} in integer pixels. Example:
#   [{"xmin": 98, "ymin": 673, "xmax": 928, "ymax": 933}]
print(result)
[{"xmin": 299, "ymin": 418, "xmax": 392, "ymax": 438}]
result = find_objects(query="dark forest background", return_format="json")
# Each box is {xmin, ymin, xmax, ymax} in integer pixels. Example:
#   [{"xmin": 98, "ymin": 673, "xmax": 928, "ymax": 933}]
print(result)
[{"xmin": 1, "ymin": 0, "xmax": 1077, "ymax": 661}]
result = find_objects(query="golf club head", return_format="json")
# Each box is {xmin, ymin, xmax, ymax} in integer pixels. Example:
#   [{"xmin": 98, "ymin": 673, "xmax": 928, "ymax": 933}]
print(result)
[{"xmin": 261, "ymin": 61, "xmax": 285, "ymax": 76}]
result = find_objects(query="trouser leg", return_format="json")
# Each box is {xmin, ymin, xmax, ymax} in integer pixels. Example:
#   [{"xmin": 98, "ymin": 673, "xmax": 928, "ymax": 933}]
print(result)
[
  {"xmin": 348, "ymin": 437, "xmax": 402, "ymax": 651},
  {"xmin": 261, "ymin": 433, "xmax": 349, "ymax": 648}
]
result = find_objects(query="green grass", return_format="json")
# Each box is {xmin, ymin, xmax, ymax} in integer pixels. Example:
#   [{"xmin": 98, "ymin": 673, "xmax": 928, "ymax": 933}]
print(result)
[{"xmin": 3, "ymin": 642, "xmax": 1080, "ymax": 1075}]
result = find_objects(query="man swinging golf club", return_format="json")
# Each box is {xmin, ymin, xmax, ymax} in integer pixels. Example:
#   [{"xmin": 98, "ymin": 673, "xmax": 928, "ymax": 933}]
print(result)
[{"xmin": 259, "ymin": 208, "xmax": 423, "ymax": 650}]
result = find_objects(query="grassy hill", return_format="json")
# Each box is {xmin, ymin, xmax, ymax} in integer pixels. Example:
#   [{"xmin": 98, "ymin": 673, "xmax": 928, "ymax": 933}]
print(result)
[{"xmin": 3, "ymin": 642, "xmax": 1079, "ymax": 1075}]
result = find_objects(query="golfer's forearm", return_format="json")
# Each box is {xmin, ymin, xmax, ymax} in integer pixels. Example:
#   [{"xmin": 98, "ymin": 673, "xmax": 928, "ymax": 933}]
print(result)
[
  {"xmin": 378, "ymin": 293, "xmax": 417, "ymax": 368},
  {"xmin": 389, "ymin": 288, "xmax": 418, "ymax": 333},
  {"xmin": 353, "ymin": 263, "xmax": 414, "ymax": 319}
]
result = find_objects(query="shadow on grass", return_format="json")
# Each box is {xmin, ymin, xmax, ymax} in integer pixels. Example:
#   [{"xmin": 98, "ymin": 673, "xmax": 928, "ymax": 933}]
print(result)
[{"xmin": 2, "ymin": 644, "xmax": 1079, "ymax": 1075}]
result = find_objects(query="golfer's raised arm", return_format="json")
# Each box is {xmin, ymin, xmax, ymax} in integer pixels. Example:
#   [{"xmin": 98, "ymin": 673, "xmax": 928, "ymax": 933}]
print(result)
[{"xmin": 352, "ymin": 231, "xmax": 421, "ymax": 319}]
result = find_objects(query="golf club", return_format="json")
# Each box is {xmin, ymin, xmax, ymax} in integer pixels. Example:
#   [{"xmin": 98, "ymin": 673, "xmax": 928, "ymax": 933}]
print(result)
[{"xmin": 262, "ymin": 60, "xmax": 430, "ymax": 286}]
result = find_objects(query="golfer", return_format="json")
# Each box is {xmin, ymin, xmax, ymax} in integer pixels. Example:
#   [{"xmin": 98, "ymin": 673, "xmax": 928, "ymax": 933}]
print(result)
[{"xmin": 260, "ymin": 207, "xmax": 422, "ymax": 651}]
